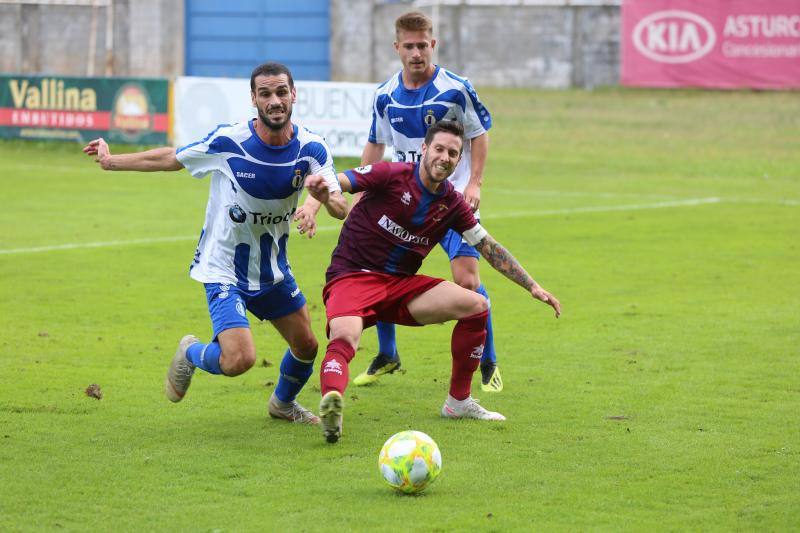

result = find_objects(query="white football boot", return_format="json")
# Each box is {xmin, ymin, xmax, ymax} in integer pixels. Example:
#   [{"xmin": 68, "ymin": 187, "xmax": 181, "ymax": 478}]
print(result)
[
  {"xmin": 268, "ymin": 393, "xmax": 320, "ymax": 424},
  {"xmin": 165, "ymin": 334, "xmax": 199, "ymax": 402},
  {"xmin": 440, "ymin": 395, "xmax": 506, "ymax": 421}
]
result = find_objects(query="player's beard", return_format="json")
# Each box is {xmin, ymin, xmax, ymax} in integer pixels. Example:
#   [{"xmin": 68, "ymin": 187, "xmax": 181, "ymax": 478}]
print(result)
[
  {"xmin": 422, "ymin": 154, "xmax": 452, "ymax": 184},
  {"xmin": 258, "ymin": 104, "xmax": 292, "ymax": 131}
]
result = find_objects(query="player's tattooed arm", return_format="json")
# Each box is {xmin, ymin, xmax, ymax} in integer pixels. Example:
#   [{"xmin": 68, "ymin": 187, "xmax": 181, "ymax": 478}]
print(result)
[
  {"xmin": 475, "ymin": 234, "xmax": 535, "ymax": 290},
  {"xmin": 475, "ymin": 234, "xmax": 562, "ymax": 317}
]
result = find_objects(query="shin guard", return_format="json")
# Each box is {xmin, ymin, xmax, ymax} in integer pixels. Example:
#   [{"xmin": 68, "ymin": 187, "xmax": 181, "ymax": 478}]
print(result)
[
  {"xmin": 320, "ymin": 338, "xmax": 355, "ymax": 396},
  {"xmin": 449, "ymin": 310, "xmax": 489, "ymax": 400}
]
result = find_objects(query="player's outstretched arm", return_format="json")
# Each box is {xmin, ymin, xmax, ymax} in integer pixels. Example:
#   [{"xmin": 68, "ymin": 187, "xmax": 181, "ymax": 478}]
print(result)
[
  {"xmin": 83, "ymin": 138, "xmax": 183, "ymax": 172},
  {"xmin": 474, "ymin": 233, "xmax": 561, "ymax": 318}
]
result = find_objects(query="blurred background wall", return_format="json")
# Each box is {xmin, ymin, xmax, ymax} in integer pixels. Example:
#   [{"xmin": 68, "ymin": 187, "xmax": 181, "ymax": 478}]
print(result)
[
  {"xmin": 0, "ymin": 0, "xmax": 621, "ymax": 88},
  {"xmin": 0, "ymin": 0, "xmax": 184, "ymax": 78},
  {"xmin": 332, "ymin": 0, "xmax": 620, "ymax": 88}
]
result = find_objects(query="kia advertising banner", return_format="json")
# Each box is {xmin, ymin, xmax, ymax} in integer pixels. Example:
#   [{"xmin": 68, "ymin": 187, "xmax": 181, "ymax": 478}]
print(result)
[
  {"xmin": 622, "ymin": 0, "xmax": 800, "ymax": 89},
  {"xmin": 174, "ymin": 77, "xmax": 377, "ymax": 157},
  {"xmin": 0, "ymin": 75, "xmax": 169, "ymax": 144}
]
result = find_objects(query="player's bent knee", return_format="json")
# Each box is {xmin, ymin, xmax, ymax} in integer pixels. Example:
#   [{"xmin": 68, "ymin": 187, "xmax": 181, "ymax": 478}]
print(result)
[
  {"xmin": 221, "ymin": 347, "xmax": 257, "ymax": 376},
  {"xmin": 475, "ymin": 296, "xmax": 489, "ymax": 314},
  {"xmin": 330, "ymin": 331, "xmax": 359, "ymax": 350},
  {"xmin": 447, "ymin": 291, "xmax": 488, "ymax": 320},
  {"xmin": 466, "ymin": 292, "xmax": 489, "ymax": 316},
  {"xmin": 293, "ymin": 337, "xmax": 319, "ymax": 361},
  {"xmin": 455, "ymin": 276, "xmax": 480, "ymax": 292}
]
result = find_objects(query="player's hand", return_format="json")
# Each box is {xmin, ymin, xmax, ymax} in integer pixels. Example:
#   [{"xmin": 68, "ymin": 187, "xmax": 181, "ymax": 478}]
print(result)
[
  {"xmin": 531, "ymin": 285, "xmax": 561, "ymax": 318},
  {"xmin": 83, "ymin": 138, "xmax": 112, "ymax": 169},
  {"xmin": 293, "ymin": 204, "xmax": 317, "ymax": 239},
  {"xmin": 463, "ymin": 183, "xmax": 481, "ymax": 212},
  {"xmin": 305, "ymin": 175, "xmax": 330, "ymax": 204}
]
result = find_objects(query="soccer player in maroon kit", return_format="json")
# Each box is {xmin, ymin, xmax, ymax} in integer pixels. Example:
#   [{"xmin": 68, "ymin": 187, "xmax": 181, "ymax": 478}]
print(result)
[{"xmin": 305, "ymin": 121, "xmax": 561, "ymax": 443}]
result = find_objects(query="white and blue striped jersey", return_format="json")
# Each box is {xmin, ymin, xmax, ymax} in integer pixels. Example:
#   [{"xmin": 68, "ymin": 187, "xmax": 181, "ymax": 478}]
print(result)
[
  {"xmin": 368, "ymin": 66, "xmax": 492, "ymax": 194},
  {"xmin": 176, "ymin": 120, "xmax": 340, "ymax": 291}
]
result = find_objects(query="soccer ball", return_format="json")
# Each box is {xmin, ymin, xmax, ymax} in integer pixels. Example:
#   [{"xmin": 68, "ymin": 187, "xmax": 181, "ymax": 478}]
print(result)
[{"xmin": 378, "ymin": 430, "xmax": 442, "ymax": 494}]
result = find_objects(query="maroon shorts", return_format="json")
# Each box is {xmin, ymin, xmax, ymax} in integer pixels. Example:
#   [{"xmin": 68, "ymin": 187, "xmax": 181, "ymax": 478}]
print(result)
[{"xmin": 323, "ymin": 272, "xmax": 446, "ymax": 329}]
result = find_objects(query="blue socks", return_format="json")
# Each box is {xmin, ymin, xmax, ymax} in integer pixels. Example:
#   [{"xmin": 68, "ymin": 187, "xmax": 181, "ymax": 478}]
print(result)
[
  {"xmin": 476, "ymin": 284, "xmax": 497, "ymax": 365},
  {"xmin": 185, "ymin": 344, "xmax": 314, "ymax": 399},
  {"xmin": 274, "ymin": 349, "xmax": 314, "ymax": 403},
  {"xmin": 186, "ymin": 342, "xmax": 223, "ymax": 375},
  {"xmin": 376, "ymin": 321, "xmax": 399, "ymax": 360}
]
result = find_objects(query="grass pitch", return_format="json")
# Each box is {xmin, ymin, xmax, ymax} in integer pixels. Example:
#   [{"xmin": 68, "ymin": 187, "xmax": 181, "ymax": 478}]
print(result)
[{"xmin": 1, "ymin": 88, "xmax": 798, "ymax": 531}]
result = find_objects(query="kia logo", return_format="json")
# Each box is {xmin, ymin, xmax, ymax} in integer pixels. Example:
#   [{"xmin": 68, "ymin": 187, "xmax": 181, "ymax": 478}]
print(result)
[{"xmin": 633, "ymin": 10, "xmax": 716, "ymax": 64}]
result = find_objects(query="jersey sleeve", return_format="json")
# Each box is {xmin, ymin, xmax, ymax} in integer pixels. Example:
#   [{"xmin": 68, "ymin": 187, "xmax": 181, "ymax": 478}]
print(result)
[
  {"xmin": 305, "ymin": 138, "xmax": 341, "ymax": 193},
  {"xmin": 367, "ymin": 91, "xmax": 392, "ymax": 145},
  {"xmin": 342, "ymin": 161, "xmax": 394, "ymax": 193},
  {"xmin": 175, "ymin": 124, "xmax": 229, "ymax": 178},
  {"xmin": 451, "ymin": 192, "xmax": 487, "ymax": 245},
  {"xmin": 459, "ymin": 78, "xmax": 492, "ymax": 139}
]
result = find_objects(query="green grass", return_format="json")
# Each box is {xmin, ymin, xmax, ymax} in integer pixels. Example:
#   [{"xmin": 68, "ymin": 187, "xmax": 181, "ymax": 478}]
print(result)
[{"xmin": 1, "ymin": 88, "xmax": 798, "ymax": 531}]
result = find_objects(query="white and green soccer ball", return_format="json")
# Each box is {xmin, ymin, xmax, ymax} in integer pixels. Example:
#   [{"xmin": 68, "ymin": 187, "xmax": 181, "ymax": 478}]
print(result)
[{"xmin": 378, "ymin": 430, "xmax": 442, "ymax": 494}]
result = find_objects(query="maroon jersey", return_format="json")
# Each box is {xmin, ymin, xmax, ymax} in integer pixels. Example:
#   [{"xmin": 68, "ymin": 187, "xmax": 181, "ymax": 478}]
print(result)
[{"xmin": 326, "ymin": 162, "xmax": 486, "ymax": 282}]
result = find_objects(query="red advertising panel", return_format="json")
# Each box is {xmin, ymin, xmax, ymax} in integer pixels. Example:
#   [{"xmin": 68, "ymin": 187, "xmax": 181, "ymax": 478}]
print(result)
[{"xmin": 622, "ymin": 0, "xmax": 800, "ymax": 89}]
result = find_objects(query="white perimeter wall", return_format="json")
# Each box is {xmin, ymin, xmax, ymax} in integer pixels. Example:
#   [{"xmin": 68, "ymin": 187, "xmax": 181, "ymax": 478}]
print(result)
[{"xmin": 174, "ymin": 77, "xmax": 378, "ymax": 157}]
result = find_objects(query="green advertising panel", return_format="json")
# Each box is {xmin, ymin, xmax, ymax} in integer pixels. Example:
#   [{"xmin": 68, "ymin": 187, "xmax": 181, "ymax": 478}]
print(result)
[{"xmin": 0, "ymin": 75, "xmax": 169, "ymax": 144}]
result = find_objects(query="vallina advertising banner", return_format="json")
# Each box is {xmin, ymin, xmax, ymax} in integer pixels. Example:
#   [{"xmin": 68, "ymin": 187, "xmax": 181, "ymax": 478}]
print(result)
[
  {"xmin": 622, "ymin": 0, "xmax": 800, "ymax": 89},
  {"xmin": 0, "ymin": 75, "xmax": 169, "ymax": 144},
  {"xmin": 174, "ymin": 77, "xmax": 377, "ymax": 157}
]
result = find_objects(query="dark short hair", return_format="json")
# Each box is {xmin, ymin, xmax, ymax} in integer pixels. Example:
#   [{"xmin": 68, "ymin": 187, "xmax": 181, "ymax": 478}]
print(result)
[
  {"xmin": 424, "ymin": 120, "xmax": 465, "ymax": 151},
  {"xmin": 250, "ymin": 62, "xmax": 294, "ymax": 91}
]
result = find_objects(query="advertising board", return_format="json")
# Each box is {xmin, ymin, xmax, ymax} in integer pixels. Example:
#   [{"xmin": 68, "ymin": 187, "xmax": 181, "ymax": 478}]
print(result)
[
  {"xmin": 0, "ymin": 75, "xmax": 169, "ymax": 143},
  {"xmin": 622, "ymin": 0, "xmax": 800, "ymax": 89}
]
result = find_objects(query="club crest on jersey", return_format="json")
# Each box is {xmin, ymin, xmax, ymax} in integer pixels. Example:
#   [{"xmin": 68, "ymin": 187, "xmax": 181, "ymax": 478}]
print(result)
[
  {"xmin": 292, "ymin": 169, "xmax": 305, "ymax": 189},
  {"xmin": 354, "ymin": 165, "xmax": 372, "ymax": 174},
  {"xmin": 424, "ymin": 110, "xmax": 436, "ymax": 127},
  {"xmin": 401, "ymin": 191, "xmax": 411, "ymax": 205},
  {"xmin": 432, "ymin": 203, "xmax": 448, "ymax": 221}
]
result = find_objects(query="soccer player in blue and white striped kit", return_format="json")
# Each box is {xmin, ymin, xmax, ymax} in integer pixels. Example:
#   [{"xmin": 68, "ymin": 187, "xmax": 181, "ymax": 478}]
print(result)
[
  {"xmin": 82, "ymin": 62, "xmax": 347, "ymax": 423},
  {"xmin": 353, "ymin": 11, "xmax": 503, "ymax": 391}
]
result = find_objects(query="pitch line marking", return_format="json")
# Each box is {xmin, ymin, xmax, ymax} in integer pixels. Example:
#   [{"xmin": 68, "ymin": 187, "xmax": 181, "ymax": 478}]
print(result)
[
  {"xmin": 491, "ymin": 189, "xmax": 680, "ymax": 200},
  {"xmin": 499, "ymin": 197, "xmax": 721, "ymax": 218},
  {"xmin": 0, "ymin": 235, "xmax": 197, "ymax": 255},
  {"xmin": 0, "ymin": 197, "xmax": 725, "ymax": 256}
]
